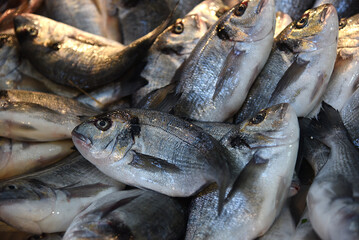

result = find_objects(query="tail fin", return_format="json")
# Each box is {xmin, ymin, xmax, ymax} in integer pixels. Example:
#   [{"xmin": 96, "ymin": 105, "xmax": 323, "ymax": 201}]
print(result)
[{"xmin": 301, "ymin": 102, "xmax": 352, "ymax": 146}]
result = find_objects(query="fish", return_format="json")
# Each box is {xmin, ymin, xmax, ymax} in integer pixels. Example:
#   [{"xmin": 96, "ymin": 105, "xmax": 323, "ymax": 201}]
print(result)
[
  {"xmin": 63, "ymin": 189, "xmax": 187, "ymax": 240},
  {"xmin": 0, "ymin": 137, "xmax": 74, "ymax": 180},
  {"xmin": 303, "ymin": 103, "xmax": 359, "ymax": 240},
  {"xmin": 188, "ymin": 0, "xmax": 228, "ymax": 27},
  {"xmin": 0, "ymin": 89, "xmax": 100, "ymax": 141},
  {"xmin": 164, "ymin": 0, "xmax": 276, "ymax": 122},
  {"xmin": 292, "ymin": 208, "xmax": 321, "ymax": 240},
  {"xmin": 235, "ymin": 4, "xmax": 338, "ymax": 123},
  {"xmin": 72, "ymin": 108, "xmax": 232, "ymax": 213},
  {"xmin": 0, "ymin": 152, "xmax": 125, "ymax": 234},
  {"xmin": 275, "ymin": 0, "xmax": 315, "ymax": 20},
  {"xmin": 313, "ymin": 14, "xmax": 359, "ymax": 113},
  {"xmin": 313, "ymin": 0, "xmax": 359, "ymax": 18},
  {"xmin": 185, "ymin": 103, "xmax": 300, "ymax": 239},
  {"xmin": 275, "ymin": 11, "xmax": 292, "ymax": 37},
  {"xmin": 13, "ymin": 12, "xmax": 170, "ymax": 89},
  {"xmin": 132, "ymin": 13, "xmax": 209, "ymax": 105},
  {"xmin": 340, "ymin": 87, "xmax": 359, "ymax": 147}
]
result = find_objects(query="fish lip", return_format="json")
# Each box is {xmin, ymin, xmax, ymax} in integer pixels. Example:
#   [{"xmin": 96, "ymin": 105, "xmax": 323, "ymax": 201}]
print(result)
[
  {"xmin": 256, "ymin": 0, "xmax": 269, "ymax": 14},
  {"xmin": 72, "ymin": 130, "xmax": 92, "ymax": 147}
]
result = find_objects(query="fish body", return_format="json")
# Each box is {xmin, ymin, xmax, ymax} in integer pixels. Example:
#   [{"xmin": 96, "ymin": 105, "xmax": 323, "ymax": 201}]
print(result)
[
  {"xmin": 63, "ymin": 189, "xmax": 187, "ymax": 240},
  {"xmin": 169, "ymin": 0, "xmax": 276, "ymax": 121},
  {"xmin": 0, "ymin": 90, "xmax": 99, "ymax": 141},
  {"xmin": 185, "ymin": 103, "xmax": 300, "ymax": 239},
  {"xmin": 235, "ymin": 4, "xmax": 338, "ymax": 123},
  {"xmin": 72, "ymin": 108, "xmax": 232, "ymax": 212},
  {"xmin": 0, "ymin": 138, "xmax": 74, "ymax": 180},
  {"xmin": 340, "ymin": 87, "xmax": 359, "ymax": 147},
  {"xmin": 303, "ymin": 103, "xmax": 359, "ymax": 239},
  {"xmin": 13, "ymin": 13, "xmax": 168, "ymax": 89}
]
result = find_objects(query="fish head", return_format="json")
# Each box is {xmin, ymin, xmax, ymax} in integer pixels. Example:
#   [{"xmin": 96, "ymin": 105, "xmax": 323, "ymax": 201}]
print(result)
[
  {"xmin": 0, "ymin": 179, "xmax": 56, "ymax": 232},
  {"xmin": 337, "ymin": 14, "xmax": 359, "ymax": 50},
  {"xmin": 72, "ymin": 110, "xmax": 137, "ymax": 166},
  {"xmin": 14, "ymin": 13, "xmax": 64, "ymax": 53},
  {"xmin": 226, "ymin": 103, "xmax": 299, "ymax": 149},
  {"xmin": 154, "ymin": 14, "xmax": 208, "ymax": 56},
  {"xmin": 215, "ymin": 0, "xmax": 275, "ymax": 42},
  {"xmin": 276, "ymin": 4, "xmax": 339, "ymax": 52}
]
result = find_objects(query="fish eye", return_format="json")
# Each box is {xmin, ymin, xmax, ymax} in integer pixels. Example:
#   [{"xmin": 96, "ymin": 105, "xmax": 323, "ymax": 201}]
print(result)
[
  {"xmin": 94, "ymin": 118, "xmax": 112, "ymax": 131},
  {"xmin": 234, "ymin": 1, "xmax": 248, "ymax": 17},
  {"xmin": 4, "ymin": 185, "xmax": 17, "ymax": 190},
  {"xmin": 49, "ymin": 42, "xmax": 61, "ymax": 51},
  {"xmin": 339, "ymin": 18, "xmax": 347, "ymax": 29},
  {"xmin": 250, "ymin": 111, "xmax": 266, "ymax": 124},
  {"xmin": 295, "ymin": 15, "xmax": 309, "ymax": 29},
  {"xmin": 28, "ymin": 27, "xmax": 38, "ymax": 37},
  {"xmin": 172, "ymin": 20, "xmax": 184, "ymax": 34}
]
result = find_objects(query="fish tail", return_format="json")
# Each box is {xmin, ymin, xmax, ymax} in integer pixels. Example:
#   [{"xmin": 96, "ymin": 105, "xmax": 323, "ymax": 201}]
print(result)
[{"xmin": 301, "ymin": 102, "xmax": 351, "ymax": 145}]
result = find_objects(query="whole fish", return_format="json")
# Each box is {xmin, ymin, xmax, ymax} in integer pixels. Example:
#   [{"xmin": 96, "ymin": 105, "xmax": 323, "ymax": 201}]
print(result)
[
  {"xmin": 0, "ymin": 138, "xmax": 74, "ymax": 180},
  {"xmin": 235, "ymin": 4, "xmax": 338, "ymax": 123},
  {"xmin": 275, "ymin": 11, "xmax": 292, "ymax": 37},
  {"xmin": 72, "ymin": 108, "xmax": 232, "ymax": 213},
  {"xmin": 185, "ymin": 103, "xmax": 300, "ymax": 239},
  {"xmin": 133, "ymin": 13, "xmax": 209, "ymax": 104},
  {"xmin": 316, "ymin": 14, "xmax": 359, "ymax": 111},
  {"xmin": 0, "ymin": 90, "xmax": 99, "ymax": 141},
  {"xmin": 164, "ymin": 0, "xmax": 276, "ymax": 122},
  {"xmin": 13, "ymin": 13, "xmax": 170, "ymax": 89},
  {"xmin": 313, "ymin": 0, "xmax": 359, "ymax": 18},
  {"xmin": 0, "ymin": 152, "xmax": 124, "ymax": 234},
  {"xmin": 303, "ymin": 103, "xmax": 359, "ymax": 240},
  {"xmin": 275, "ymin": 0, "xmax": 315, "ymax": 20},
  {"xmin": 340, "ymin": 87, "xmax": 359, "ymax": 147},
  {"xmin": 63, "ymin": 189, "xmax": 187, "ymax": 240}
]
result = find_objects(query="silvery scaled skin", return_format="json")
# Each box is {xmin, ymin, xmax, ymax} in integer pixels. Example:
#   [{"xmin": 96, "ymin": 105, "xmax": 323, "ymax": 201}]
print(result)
[
  {"xmin": 63, "ymin": 189, "xmax": 187, "ymax": 240},
  {"xmin": 0, "ymin": 90, "xmax": 99, "ymax": 141},
  {"xmin": 168, "ymin": 0, "xmax": 276, "ymax": 122},
  {"xmin": 0, "ymin": 153, "xmax": 125, "ymax": 234},
  {"xmin": 13, "ymin": 13, "xmax": 169, "ymax": 89},
  {"xmin": 72, "ymin": 108, "xmax": 232, "ymax": 212},
  {"xmin": 185, "ymin": 103, "xmax": 300, "ymax": 240},
  {"xmin": 0, "ymin": 138, "xmax": 74, "ymax": 180},
  {"xmin": 303, "ymin": 103, "xmax": 359, "ymax": 240},
  {"xmin": 235, "ymin": 4, "xmax": 339, "ymax": 123},
  {"xmin": 341, "ymin": 87, "xmax": 359, "ymax": 147}
]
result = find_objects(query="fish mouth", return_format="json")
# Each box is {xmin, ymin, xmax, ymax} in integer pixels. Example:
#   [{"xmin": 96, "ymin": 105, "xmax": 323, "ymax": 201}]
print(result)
[
  {"xmin": 72, "ymin": 130, "xmax": 92, "ymax": 149},
  {"xmin": 320, "ymin": 4, "xmax": 336, "ymax": 23}
]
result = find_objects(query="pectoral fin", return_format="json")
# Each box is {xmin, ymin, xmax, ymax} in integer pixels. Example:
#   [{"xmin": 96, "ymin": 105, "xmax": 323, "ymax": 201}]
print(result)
[{"xmin": 129, "ymin": 151, "xmax": 181, "ymax": 173}]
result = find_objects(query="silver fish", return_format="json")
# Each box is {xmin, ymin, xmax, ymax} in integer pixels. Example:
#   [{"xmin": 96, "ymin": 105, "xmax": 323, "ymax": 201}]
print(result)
[
  {"xmin": 168, "ymin": 0, "xmax": 276, "ymax": 122},
  {"xmin": 292, "ymin": 208, "xmax": 321, "ymax": 240},
  {"xmin": 0, "ymin": 152, "xmax": 125, "ymax": 234},
  {"xmin": 63, "ymin": 189, "xmax": 187, "ymax": 240},
  {"xmin": 72, "ymin": 108, "xmax": 232, "ymax": 213},
  {"xmin": 13, "ymin": 13, "xmax": 169, "ymax": 89},
  {"xmin": 0, "ymin": 138, "xmax": 74, "ymax": 180},
  {"xmin": 304, "ymin": 103, "xmax": 359, "ymax": 240},
  {"xmin": 340, "ymin": 87, "xmax": 359, "ymax": 147},
  {"xmin": 0, "ymin": 90, "xmax": 99, "ymax": 141},
  {"xmin": 185, "ymin": 103, "xmax": 300, "ymax": 239},
  {"xmin": 275, "ymin": 11, "xmax": 292, "ymax": 37},
  {"xmin": 235, "ymin": 4, "xmax": 338, "ymax": 123}
]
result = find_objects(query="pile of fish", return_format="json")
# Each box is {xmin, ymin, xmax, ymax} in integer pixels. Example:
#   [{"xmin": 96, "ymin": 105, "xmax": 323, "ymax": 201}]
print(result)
[{"xmin": 0, "ymin": 0, "xmax": 359, "ymax": 239}]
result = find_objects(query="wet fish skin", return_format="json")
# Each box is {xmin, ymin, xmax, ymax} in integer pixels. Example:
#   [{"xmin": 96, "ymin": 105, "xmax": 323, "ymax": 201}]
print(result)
[
  {"xmin": 292, "ymin": 208, "xmax": 321, "ymax": 240},
  {"xmin": 185, "ymin": 103, "xmax": 300, "ymax": 239},
  {"xmin": 0, "ymin": 90, "xmax": 99, "ymax": 141},
  {"xmin": 275, "ymin": 0, "xmax": 315, "ymax": 20},
  {"xmin": 133, "ymin": 13, "xmax": 209, "ymax": 104},
  {"xmin": 340, "ymin": 87, "xmax": 359, "ymax": 147},
  {"xmin": 0, "ymin": 138, "xmax": 74, "ymax": 180},
  {"xmin": 13, "ymin": 12, "xmax": 168, "ymax": 89},
  {"xmin": 268, "ymin": 4, "xmax": 339, "ymax": 117},
  {"xmin": 170, "ymin": 0, "xmax": 276, "ymax": 122},
  {"xmin": 314, "ymin": 0, "xmax": 359, "ymax": 18},
  {"xmin": 63, "ymin": 189, "xmax": 187, "ymax": 240},
  {"xmin": 303, "ymin": 103, "xmax": 359, "ymax": 239},
  {"xmin": 275, "ymin": 11, "xmax": 292, "ymax": 37},
  {"xmin": 72, "ymin": 108, "xmax": 232, "ymax": 213}
]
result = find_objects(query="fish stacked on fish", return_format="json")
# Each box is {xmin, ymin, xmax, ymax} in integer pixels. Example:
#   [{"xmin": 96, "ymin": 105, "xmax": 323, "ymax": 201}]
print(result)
[{"xmin": 1, "ymin": 0, "xmax": 359, "ymax": 239}]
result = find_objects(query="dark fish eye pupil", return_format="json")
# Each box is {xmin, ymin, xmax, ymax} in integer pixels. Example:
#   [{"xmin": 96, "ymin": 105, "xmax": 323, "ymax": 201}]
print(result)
[
  {"xmin": 7, "ymin": 185, "xmax": 16, "ymax": 190},
  {"xmin": 234, "ymin": 3, "xmax": 247, "ymax": 16},
  {"xmin": 251, "ymin": 112, "xmax": 266, "ymax": 124},
  {"xmin": 172, "ymin": 21, "xmax": 184, "ymax": 34},
  {"xmin": 29, "ymin": 28, "xmax": 37, "ymax": 36},
  {"xmin": 295, "ymin": 16, "xmax": 308, "ymax": 29},
  {"xmin": 339, "ymin": 18, "xmax": 347, "ymax": 29}
]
